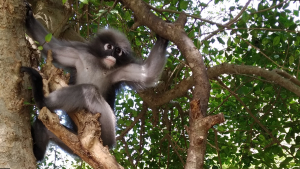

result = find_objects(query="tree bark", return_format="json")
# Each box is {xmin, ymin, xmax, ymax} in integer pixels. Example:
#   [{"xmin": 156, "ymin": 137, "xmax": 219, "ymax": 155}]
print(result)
[{"xmin": 0, "ymin": 1, "xmax": 36, "ymax": 168}]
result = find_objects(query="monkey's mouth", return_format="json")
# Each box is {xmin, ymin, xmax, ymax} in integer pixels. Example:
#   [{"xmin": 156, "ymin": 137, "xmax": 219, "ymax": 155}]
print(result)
[{"xmin": 104, "ymin": 56, "xmax": 116, "ymax": 68}]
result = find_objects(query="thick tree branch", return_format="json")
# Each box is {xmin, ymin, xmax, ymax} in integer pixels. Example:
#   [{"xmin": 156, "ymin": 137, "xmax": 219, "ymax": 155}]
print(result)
[
  {"xmin": 39, "ymin": 108, "xmax": 123, "ymax": 169},
  {"xmin": 140, "ymin": 63, "xmax": 300, "ymax": 106},
  {"xmin": 185, "ymin": 100, "xmax": 225, "ymax": 168},
  {"xmin": 208, "ymin": 63, "xmax": 300, "ymax": 97},
  {"xmin": 119, "ymin": 0, "xmax": 210, "ymax": 116},
  {"xmin": 273, "ymin": 69, "xmax": 300, "ymax": 87}
]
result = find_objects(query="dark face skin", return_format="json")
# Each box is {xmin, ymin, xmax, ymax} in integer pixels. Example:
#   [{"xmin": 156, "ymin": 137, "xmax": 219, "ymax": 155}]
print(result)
[{"xmin": 88, "ymin": 34, "xmax": 134, "ymax": 69}]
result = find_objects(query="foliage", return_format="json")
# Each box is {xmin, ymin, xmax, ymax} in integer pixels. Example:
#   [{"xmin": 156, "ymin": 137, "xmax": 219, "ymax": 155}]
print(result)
[{"xmin": 36, "ymin": 0, "xmax": 300, "ymax": 168}]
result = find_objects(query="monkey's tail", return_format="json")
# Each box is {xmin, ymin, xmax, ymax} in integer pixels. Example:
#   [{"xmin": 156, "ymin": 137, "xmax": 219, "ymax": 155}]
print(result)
[{"xmin": 21, "ymin": 66, "xmax": 46, "ymax": 109}]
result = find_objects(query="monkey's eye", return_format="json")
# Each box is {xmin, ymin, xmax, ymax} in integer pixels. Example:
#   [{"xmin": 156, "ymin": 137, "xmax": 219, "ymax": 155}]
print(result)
[
  {"xmin": 104, "ymin": 44, "xmax": 113, "ymax": 50},
  {"xmin": 115, "ymin": 47, "xmax": 122, "ymax": 56}
]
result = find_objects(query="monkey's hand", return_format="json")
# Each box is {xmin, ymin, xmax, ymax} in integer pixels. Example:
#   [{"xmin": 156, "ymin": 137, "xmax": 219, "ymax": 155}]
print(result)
[{"xmin": 24, "ymin": 2, "xmax": 35, "ymax": 29}]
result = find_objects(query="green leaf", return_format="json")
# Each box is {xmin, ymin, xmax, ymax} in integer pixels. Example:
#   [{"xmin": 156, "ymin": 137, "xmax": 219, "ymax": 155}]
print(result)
[
  {"xmin": 296, "ymin": 36, "xmax": 300, "ymax": 46},
  {"xmin": 273, "ymin": 36, "xmax": 280, "ymax": 46},
  {"xmin": 227, "ymin": 38, "xmax": 232, "ymax": 46},
  {"xmin": 38, "ymin": 46, "xmax": 43, "ymax": 50},
  {"xmin": 283, "ymin": 3, "xmax": 289, "ymax": 9},
  {"xmin": 242, "ymin": 12, "xmax": 249, "ymax": 22},
  {"xmin": 179, "ymin": 1, "xmax": 189, "ymax": 9},
  {"xmin": 45, "ymin": 33, "xmax": 53, "ymax": 43},
  {"xmin": 23, "ymin": 101, "xmax": 31, "ymax": 105},
  {"xmin": 234, "ymin": 37, "xmax": 240, "ymax": 43},
  {"xmin": 229, "ymin": 6, "xmax": 235, "ymax": 11},
  {"xmin": 280, "ymin": 157, "xmax": 293, "ymax": 168},
  {"xmin": 217, "ymin": 125, "xmax": 225, "ymax": 132},
  {"xmin": 203, "ymin": 46, "xmax": 209, "ymax": 54},
  {"xmin": 217, "ymin": 37, "xmax": 225, "ymax": 45},
  {"xmin": 264, "ymin": 86, "xmax": 273, "ymax": 92},
  {"xmin": 262, "ymin": 38, "xmax": 269, "ymax": 45},
  {"xmin": 254, "ymin": 90, "xmax": 261, "ymax": 95},
  {"xmin": 214, "ymin": 0, "xmax": 220, "ymax": 4},
  {"xmin": 254, "ymin": 14, "xmax": 258, "ymax": 19},
  {"xmin": 62, "ymin": 0, "xmax": 67, "ymax": 4},
  {"xmin": 128, "ymin": 99, "xmax": 134, "ymax": 107},
  {"xmin": 289, "ymin": 56, "xmax": 294, "ymax": 65},
  {"xmin": 258, "ymin": 16, "xmax": 262, "ymax": 22}
]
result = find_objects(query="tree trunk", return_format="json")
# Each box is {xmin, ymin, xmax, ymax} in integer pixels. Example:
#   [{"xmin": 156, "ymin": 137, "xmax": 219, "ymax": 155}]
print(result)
[{"xmin": 0, "ymin": 1, "xmax": 36, "ymax": 168}]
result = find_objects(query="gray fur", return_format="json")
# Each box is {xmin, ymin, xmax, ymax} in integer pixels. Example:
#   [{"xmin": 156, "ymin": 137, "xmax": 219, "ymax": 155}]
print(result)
[{"xmin": 25, "ymin": 3, "xmax": 168, "ymax": 160}]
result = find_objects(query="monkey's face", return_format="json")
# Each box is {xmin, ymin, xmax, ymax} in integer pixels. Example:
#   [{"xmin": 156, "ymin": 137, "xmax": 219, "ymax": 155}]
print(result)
[
  {"xmin": 102, "ymin": 43, "xmax": 123, "ymax": 68},
  {"xmin": 88, "ymin": 37, "xmax": 134, "ymax": 70}
]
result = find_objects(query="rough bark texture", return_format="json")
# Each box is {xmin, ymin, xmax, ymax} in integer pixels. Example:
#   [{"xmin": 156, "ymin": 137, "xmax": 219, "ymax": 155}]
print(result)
[
  {"xmin": 39, "ymin": 108, "xmax": 123, "ymax": 169},
  {"xmin": 0, "ymin": 1, "xmax": 36, "ymax": 168}
]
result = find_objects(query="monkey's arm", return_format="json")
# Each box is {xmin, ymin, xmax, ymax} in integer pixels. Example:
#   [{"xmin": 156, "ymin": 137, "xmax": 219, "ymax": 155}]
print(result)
[
  {"xmin": 111, "ymin": 36, "xmax": 169, "ymax": 87},
  {"xmin": 25, "ymin": 4, "xmax": 61, "ymax": 54},
  {"xmin": 25, "ymin": 3, "xmax": 83, "ymax": 68}
]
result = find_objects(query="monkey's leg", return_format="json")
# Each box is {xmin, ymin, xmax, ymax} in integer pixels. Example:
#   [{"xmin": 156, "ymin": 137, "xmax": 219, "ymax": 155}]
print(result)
[
  {"xmin": 44, "ymin": 84, "xmax": 116, "ymax": 148},
  {"xmin": 21, "ymin": 67, "xmax": 116, "ymax": 147}
]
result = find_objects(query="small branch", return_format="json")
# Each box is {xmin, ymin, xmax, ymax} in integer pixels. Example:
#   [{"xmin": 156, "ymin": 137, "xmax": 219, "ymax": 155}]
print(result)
[
  {"xmin": 235, "ymin": 33, "xmax": 283, "ymax": 69},
  {"xmin": 252, "ymin": 0, "xmax": 290, "ymax": 14},
  {"xmin": 226, "ymin": 0, "xmax": 251, "ymax": 26},
  {"xmin": 91, "ymin": 0, "xmax": 118, "ymax": 22},
  {"xmin": 213, "ymin": 128, "xmax": 222, "ymax": 169},
  {"xmin": 201, "ymin": 0, "xmax": 291, "ymax": 45},
  {"xmin": 145, "ymin": 3, "xmax": 225, "ymax": 27},
  {"xmin": 230, "ymin": 27, "xmax": 298, "ymax": 33},
  {"xmin": 121, "ymin": 138, "xmax": 135, "ymax": 168},
  {"xmin": 201, "ymin": 0, "xmax": 251, "ymax": 45},
  {"xmin": 116, "ymin": 106, "xmax": 147, "ymax": 140}
]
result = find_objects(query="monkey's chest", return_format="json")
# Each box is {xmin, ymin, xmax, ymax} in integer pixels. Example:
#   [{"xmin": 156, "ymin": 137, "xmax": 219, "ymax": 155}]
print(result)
[{"xmin": 76, "ymin": 69, "xmax": 111, "ymax": 95}]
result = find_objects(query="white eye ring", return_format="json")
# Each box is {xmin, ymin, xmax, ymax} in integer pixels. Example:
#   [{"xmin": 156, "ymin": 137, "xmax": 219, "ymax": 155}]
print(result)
[
  {"xmin": 104, "ymin": 43, "xmax": 113, "ymax": 50},
  {"xmin": 115, "ymin": 47, "xmax": 122, "ymax": 56}
]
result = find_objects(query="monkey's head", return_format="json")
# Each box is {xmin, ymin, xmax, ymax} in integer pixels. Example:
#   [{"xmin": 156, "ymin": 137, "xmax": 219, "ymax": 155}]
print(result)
[{"xmin": 88, "ymin": 29, "xmax": 135, "ymax": 69}]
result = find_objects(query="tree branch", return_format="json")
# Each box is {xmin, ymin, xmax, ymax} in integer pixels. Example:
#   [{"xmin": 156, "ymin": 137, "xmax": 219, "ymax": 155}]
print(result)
[
  {"xmin": 140, "ymin": 63, "xmax": 300, "ymax": 106},
  {"xmin": 208, "ymin": 63, "xmax": 300, "ymax": 96}
]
